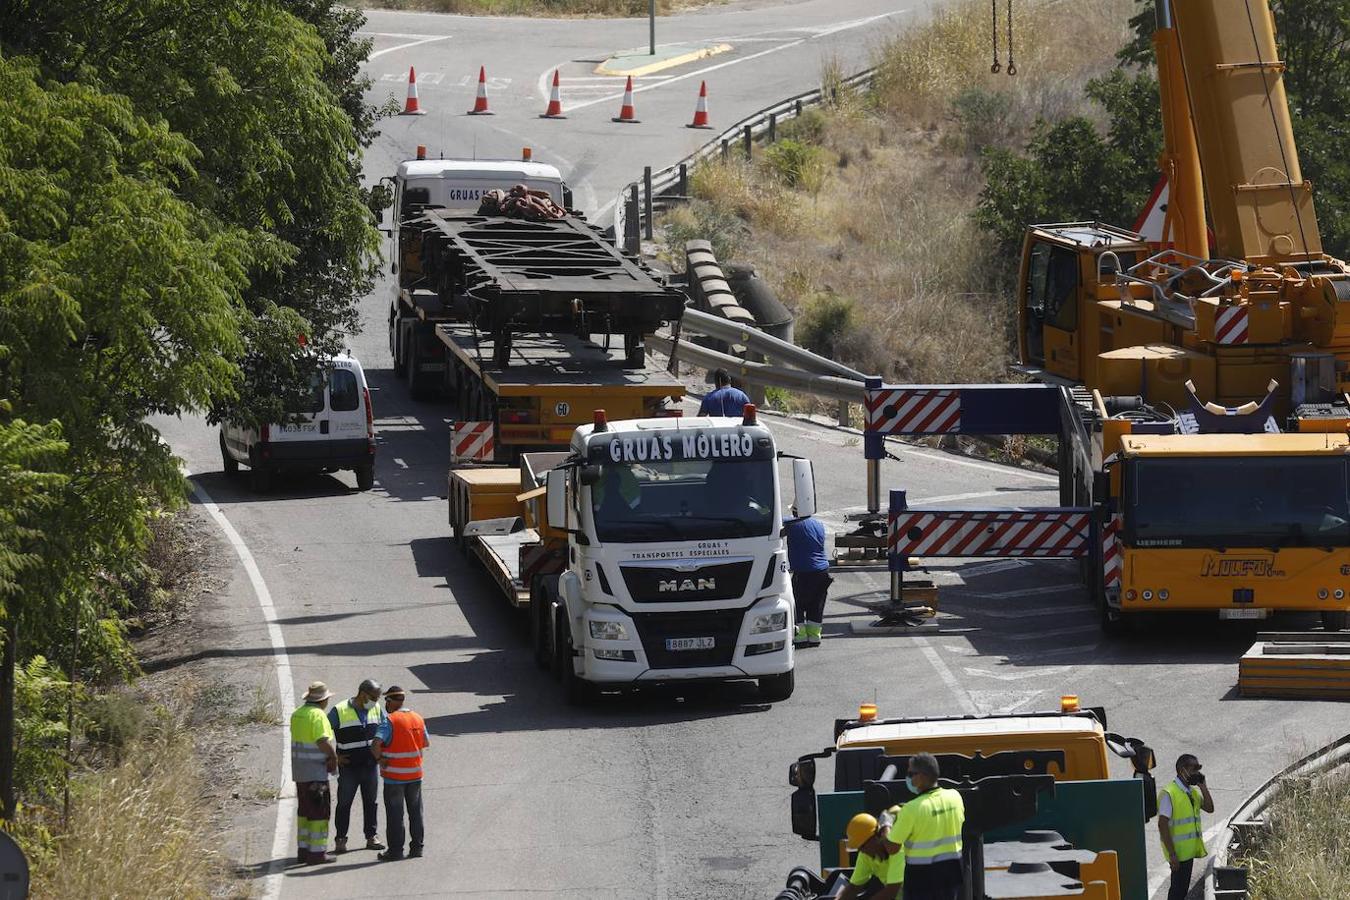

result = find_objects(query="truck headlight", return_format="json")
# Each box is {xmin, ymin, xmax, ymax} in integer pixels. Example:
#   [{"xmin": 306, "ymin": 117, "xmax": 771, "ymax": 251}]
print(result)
[
  {"xmin": 751, "ymin": 611, "xmax": 788, "ymax": 634},
  {"xmin": 589, "ymin": 620, "xmax": 628, "ymax": 641}
]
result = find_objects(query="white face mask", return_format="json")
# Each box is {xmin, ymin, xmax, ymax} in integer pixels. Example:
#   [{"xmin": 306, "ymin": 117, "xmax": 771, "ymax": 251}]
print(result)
[{"xmin": 363, "ymin": 699, "xmax": 376, "ymax": 710}]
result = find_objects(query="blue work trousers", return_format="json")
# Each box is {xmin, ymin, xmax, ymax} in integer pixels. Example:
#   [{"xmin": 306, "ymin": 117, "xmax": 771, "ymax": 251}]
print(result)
[{"xmin": 383, "ymin": 779, "xmax": 424, "ymax": 855}]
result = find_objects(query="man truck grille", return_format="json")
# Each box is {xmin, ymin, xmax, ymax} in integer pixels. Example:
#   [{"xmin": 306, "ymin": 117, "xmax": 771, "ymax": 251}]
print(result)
[{"xmin": 619, "ymin": 560, "xmax": 753, "ymax": 603}]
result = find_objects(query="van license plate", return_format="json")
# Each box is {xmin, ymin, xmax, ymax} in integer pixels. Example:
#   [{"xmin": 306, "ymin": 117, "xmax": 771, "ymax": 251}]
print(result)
[
  {"xmin": 666, "ymin": 637, "xmax": 715, "ymax": 651},
  {"xmin": 1220, "ymin": 608, "xmax": 1269, "ymax": 620}
]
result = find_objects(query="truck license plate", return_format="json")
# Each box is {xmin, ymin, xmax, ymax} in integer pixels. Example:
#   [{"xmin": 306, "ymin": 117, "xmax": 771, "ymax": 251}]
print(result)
[
  {"xmin": 666, "ymin": 637, "xmax": 715, "ymax": 651},
  {"xmin": 1220, "ymin": 608, "xmax": 1269, "ymax": 620}
]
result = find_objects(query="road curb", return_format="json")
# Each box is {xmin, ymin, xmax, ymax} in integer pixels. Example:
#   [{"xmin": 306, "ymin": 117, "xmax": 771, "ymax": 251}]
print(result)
[{"xmin": 595, "ymin": 42, "xmax": 731, "ymax": 77}]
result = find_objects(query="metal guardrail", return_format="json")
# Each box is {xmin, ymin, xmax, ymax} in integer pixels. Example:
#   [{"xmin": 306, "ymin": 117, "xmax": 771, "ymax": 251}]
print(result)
[
  {"xmin": 1207, "ymin": 731, "xmax": 1350, "ymax": 900},
  {"xmin": 610, "ymin": 66, "xmax": 876, "ymax": 410},
  {"xmin": 648, "ymin": 332, "xmax": 865, "ymax": 403},
  {"xmin": 679, "ymin": 306, "xmax": 867, "ymax": 381},
  {"xmin": 614, "ymin": 66, "xmax": 876, "ymax": 253}
]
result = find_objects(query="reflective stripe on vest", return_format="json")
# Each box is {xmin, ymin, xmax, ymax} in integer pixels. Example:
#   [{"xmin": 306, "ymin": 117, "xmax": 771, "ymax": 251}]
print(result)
[
  {"xmin": 901, "ymin": 788, "xmax": 964, "ymax": 865},
  {"xmin": 333, "ymin": 700, "xmax": 382, "ymax": 751},
  {"xmin": 381, "ymin": 710, "xmax": 425, "ymax": 781},
  {"xmin": 1160, "ymin": 781, "xmax": 1207, "ymax": 862}
]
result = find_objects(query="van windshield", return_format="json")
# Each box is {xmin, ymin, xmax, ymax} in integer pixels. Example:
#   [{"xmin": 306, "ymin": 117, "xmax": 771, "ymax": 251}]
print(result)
[
  {"xmin": 589, "ymin": 458, "xmax": 775, "ymax": 542},
  {"xmin": 1126, "ymin": 456, "xmax": 1350, "ymax": 547}
]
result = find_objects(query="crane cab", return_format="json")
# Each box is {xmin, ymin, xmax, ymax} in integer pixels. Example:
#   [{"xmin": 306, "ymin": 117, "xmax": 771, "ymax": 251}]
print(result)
[{"xmin": 1017, "ymin": 223, "xmax": 1152, "ymax": 384}]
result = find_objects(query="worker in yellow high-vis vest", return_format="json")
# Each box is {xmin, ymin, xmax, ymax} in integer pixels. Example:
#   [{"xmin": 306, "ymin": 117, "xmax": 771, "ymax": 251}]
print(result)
[
  {"xmin": 290, "ymin": 681, "xmax": 339, "ymax": 865},
  {"xmin": 1159, "ymin": 753, "xmax": 1214, "ymax": 900},
  {"xmin": 868, "ymin": 752, "xmax": 965, "ymax": 900}
]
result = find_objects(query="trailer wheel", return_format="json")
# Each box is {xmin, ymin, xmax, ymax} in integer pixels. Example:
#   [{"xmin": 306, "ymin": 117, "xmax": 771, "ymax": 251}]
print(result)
[
  {"xmin": 1323, "ymin": 610, "xmax": 1348, "ymax": 631},
  {"xmin": 392, "ymin": 316, "xmax": 407, "ymax": 379},
  {"xmin": 758, "ymin": 669, "xmax": 795, "ymax": 702},
  {"xmin": 406, "ymin": 338, "xmax": 428, "ymax": 399},
  {"xmin": 493, "ymin": 331, "xmax": 513, "ymax": 367},
  {"xmin": 623, "ymin": 332, "xmax": 645, "ymax": 368}
]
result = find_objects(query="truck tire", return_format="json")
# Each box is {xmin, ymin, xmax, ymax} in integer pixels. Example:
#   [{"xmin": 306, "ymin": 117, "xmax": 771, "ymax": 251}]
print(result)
[
  {"xmin": 1323, "ymin": 610, "xmax": 1348, "ymax": 631},
  {"xmin": 392, "ymin": 316, "xmax": 407, "ymax": 379},
  {"xmin": 250, "ymin": 466, "xmax": 272, "ymax": 493},
  {"xmin": 493, "ymin": 331, "xmax": 513, "ymax": 367},
  {"xmin": 530, "ymin": 582, "xmax": 551, "ymax": 670},
  {"xmin": 220, "ymin": 434, "xmax": 239, "ymax": 477},
  {"xmin": 406, "ymin": 338, "xmax": 427, "ymax": 399},
  {"xmin": 354, "ymin": 463, "xmax": 375, "ymax": 492},
  {"xmin": 555, "ymin": 615, "xmax": 592, "ymax": 706},
  {"xmin": 758, "ymin": 669, "xmax": 795, "ymax": 702}
]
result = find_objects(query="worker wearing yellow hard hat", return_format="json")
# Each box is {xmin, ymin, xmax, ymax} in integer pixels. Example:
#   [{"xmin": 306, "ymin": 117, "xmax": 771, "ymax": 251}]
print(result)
[{"xmin": 838, "ymin": 810, "xmax": 904, "ymax": 900}]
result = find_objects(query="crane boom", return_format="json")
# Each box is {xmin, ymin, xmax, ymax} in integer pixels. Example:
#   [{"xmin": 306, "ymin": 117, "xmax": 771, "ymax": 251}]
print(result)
[{"xmin": 1171, "ymin": 0, "xmax": 1322, "ymax": 263}]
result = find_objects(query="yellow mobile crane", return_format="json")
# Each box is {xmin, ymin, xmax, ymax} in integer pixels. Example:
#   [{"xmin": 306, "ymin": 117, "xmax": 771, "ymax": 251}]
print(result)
[
  {"xmin": 993, "ymin": 0, "xmax": 1350, "ymax": 633},
  {"xmin": 1018, "ymin": 0, "xmax": 1350, "ymax": 421}
]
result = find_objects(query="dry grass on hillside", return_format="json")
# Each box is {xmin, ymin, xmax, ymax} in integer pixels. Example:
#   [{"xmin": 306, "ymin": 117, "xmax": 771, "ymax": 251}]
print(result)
[
  {"xmin": 1244, "ymin": 764, "xmax": 1350, "ymax": 899},
  {"xmin": 30, "ymin": 683, "xmax": 235, "ymax": 900},
  {"xmin": 662, "ymin": 0, "xmax": 1137, "ymax": 385},
  {"xmin": 355, "ymin": 0, "xmax": 712, "ymax": 15}
]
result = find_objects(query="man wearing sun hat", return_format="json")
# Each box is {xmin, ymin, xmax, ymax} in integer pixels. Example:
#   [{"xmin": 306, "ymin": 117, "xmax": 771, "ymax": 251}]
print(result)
[{"xmin": 290, "ymin": 680, "xmax": 339, "ymax": 864}]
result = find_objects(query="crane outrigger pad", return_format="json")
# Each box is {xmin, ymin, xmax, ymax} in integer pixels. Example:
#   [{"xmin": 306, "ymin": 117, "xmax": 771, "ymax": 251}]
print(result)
[{"xmin": 415, "ymin": 211, "xmax": 686, "ymax": 339}]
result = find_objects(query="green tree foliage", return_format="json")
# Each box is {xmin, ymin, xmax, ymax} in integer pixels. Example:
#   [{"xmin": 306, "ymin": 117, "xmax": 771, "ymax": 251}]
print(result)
[
  {"xmin": 975, "ymin": 69, "xmax": 1162, "ymax": 253},
  {"xmin": 0, "ymin": 0, "xmax": 379, "ymax": 816}
]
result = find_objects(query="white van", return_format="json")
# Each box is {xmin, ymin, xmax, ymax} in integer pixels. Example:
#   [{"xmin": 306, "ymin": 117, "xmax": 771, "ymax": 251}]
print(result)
[{"xmin": 220, "ymin": 353, "xmax": 376, "ymax": 492}]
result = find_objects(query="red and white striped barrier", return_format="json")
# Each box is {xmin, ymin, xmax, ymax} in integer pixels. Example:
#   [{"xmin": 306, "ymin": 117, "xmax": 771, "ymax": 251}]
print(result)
[
  {"xmin": 1214, "ymin": 305, "xmax": 1248, "ymax": 345},
  {"xmin": 889, "ymin": 509, "xmax": 1091, "ymax": 558},
  {"xmin": 866, "ymin": 388, "xmax": 961, "ymax": 434},
  {"xmin": 1102, "ymin": 514, "xmax": 1122, "ymax": 588},
  {"xmin": 452, "ymin": 421, "xmax": 495, "ymax": 462}
]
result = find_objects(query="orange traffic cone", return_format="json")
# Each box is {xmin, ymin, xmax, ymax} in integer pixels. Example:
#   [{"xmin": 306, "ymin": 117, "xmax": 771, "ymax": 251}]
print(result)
[
  {"xmin": 686, "ymin": 80, "xmax": 712, "ymax": 129},
  {"xmin": 467, "ymin": 66, "xmax": 493, "ymax": 115},
  {"xmin": 611, "ymin": 75, "xmax": 640, "ymax": 123},
  {"xmin": 400, "ymin": 67, "xmax": 426, "ymax": 116},
  {"xmin": 540, "ymin": 69, "xmax": 565, "ymax": 119}
]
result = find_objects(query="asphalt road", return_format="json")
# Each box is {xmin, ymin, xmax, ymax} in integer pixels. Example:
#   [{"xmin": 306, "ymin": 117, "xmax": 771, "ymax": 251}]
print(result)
[{"xmin": 150, "ymin": 2, "xmax": 1350, "ymax": 898}]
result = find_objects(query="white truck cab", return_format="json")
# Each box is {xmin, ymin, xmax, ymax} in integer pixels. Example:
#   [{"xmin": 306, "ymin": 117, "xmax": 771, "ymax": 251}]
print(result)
[
  {"xmin": 390, "ymin": 153, "xmax": 569, "ymax": 223},
  {"xmin": 220, "ymin": 352, "xmax": 376, "ymax": 493},
  {"xmin": 544, "ymin": 408, "xmax": 813, "ymax": 702}
]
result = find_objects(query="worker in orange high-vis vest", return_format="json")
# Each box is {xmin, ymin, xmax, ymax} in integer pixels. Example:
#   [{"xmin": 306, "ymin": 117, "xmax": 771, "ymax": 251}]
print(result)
[{"xmin": 372, "ymin": 685, "xmax": 429, "ymax": 861}]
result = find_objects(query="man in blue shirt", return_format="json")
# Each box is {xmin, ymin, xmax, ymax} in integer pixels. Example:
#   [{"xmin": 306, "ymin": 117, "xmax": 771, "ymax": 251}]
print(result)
[
  {"xmin": 785, "ymin": 510, "xmax": 831, "ymax": 647},
  {"xmin": 698, "ymin": 368, "xmax": 751, "ymax": 417}
]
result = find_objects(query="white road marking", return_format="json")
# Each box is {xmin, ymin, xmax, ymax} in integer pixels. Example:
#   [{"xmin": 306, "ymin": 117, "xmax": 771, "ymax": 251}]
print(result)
[
  {"xmin": 188, "ymin": 474, "xmax": 293, "ymax": 900},
  {"xmin": 911, "ymin": 489, "xmax": 1020, "ymax": 505},
  {"xmin": 1002, "ymin": 624, "xmax": 1101, "ymax": 641},
  {"xmin": 948, "ymin": 584, "xmax": 1080, "ymax": 601},
  {"xmin": 358, "ymin": 31, "xmax": 443, "ymax": 39},
  {"xmin": 394, "ymin": 457, "xmax": 409, "ymax": 469},
  {"xmin": 368, "ymin": 34, "xmax": 453, "ymax": 60},
  {"xmin": 862, "ymin": 571, "xmax": 978, "ymax": 714},
  {"xmin": 953, "ymin": 559, "xmax": 1034, "ymax": 576},
  {"xmin": 963, "ymin": 665, "xmax": 1073, "ymax": 682},
  {"xmin": 558, "ymin": 11, "xmax": 907, "ymax": 112}
]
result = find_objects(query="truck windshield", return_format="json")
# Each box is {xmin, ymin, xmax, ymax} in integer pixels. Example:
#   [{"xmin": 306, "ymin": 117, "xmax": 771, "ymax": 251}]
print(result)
[
  {"xmin": 1127, "ymin": 456, "xmax": 1350, "ymax": 548},
  {"xmin": 589, "ymin": 459, "xmax": 775, "ymax": 542}
]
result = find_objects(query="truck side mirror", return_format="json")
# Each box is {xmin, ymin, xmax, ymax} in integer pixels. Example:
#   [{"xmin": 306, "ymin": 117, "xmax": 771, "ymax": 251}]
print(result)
[
  {"xmin": 546, "ymin": 469, "xmax": 567, "ymax": 530},
  {"xmin": 792, "ymin": 459, "xmax": 817, "ymax": 518},
  {"xmin": 579, "ymin": 465, "xmax": 602, "ymax": 487}
]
